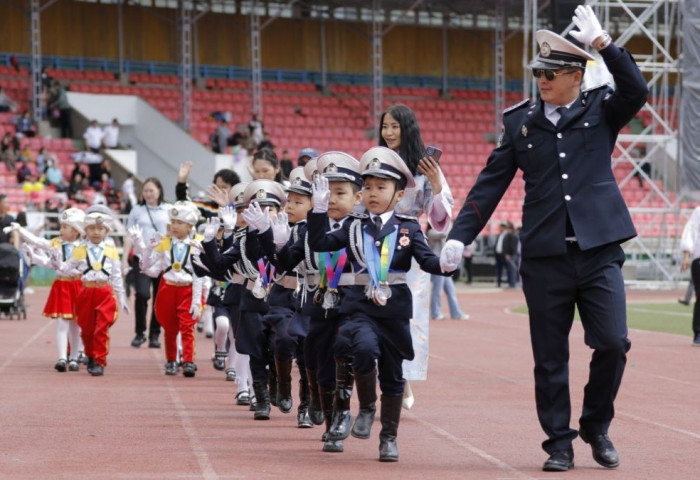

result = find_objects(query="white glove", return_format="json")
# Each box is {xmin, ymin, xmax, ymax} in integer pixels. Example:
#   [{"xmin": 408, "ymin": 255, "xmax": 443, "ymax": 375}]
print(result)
[
  {"xmin": 128, "ymin": 225, "xmax": 147, "ymax": 253},
  {"xmin": 271, "ymin": 211, "xmax": 292, "ymax": 249},
  {"xmin": 570, "ymin": 5, "xmax": 604, "ymax": 47},
  {"xmin": 202, "ymin": 217, "xmax": 221, "ymax": 242},
  {"xmin": 189, "ymin": 302, "xmax": 201, "ymax": 320},
  {"xmin": 440, "ymin": 239, "xmax": 465, "ymax": 273},
  {"xmin": 191, "ymin": 253, "xmax": 210, "ymax": 273},
  {"xmin": 241, "ymin": 202, "xmax": 270, "ymax": 232},
  {"xmin": 312, "ymin": 175, "xmax": 330, "ymax": 213},
  {"xmin": 147, "ymin": 231, "xmax": 163, "ymax": 249},
  {"xmin": 2, "ymin": 222, "xmax": 20, "ymax": 235},
  {"xmin": 218, "ymin": 205, "xmax": 237, "ymax": 231},
  {"xmin": 119, "ymin": 293, "xmax": 131, "ymax": 314}
]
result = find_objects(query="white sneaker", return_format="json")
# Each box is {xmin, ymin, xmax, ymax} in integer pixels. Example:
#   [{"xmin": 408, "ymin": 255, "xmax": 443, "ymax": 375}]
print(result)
[{"xmin": 24, "ymin": 287, "xmax": 34, "ymax": 295}]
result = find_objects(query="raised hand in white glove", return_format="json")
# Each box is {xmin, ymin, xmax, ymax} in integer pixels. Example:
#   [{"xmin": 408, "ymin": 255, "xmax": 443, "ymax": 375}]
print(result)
[
  {"xmin": 570, "ymin": 4, "xmax": 604, "ymax": 47},
  {"xmin": 202, "ymin": 217, "xmax": 221, "ymax": 242},
  {"xmin": 189, "ymin": 302, "xmax": 201, "ymax": 320},
  {"xmin": 312, "ymin": 175, "xmax": 330, "ymax": 213},
  {"xmin": 271, "ymin": 211, "xmax": 292, "ymax": 249},
  {"xmin": 440, "ymin": 239, "xmax": 465, "ymax": 273},
  {"xmin": 2, "ymin": 222, "xmax": 20, "ymax": 235},
  {"xmin": 218, "ymin": 205, "xmax": 237, "ymax": 231},
  {"xmin": 128, "ymin": 225, "xmax": 147, "ymax": 253},
  {"xmin": 119, "ymin": 293, "xmax": 131, "ymax": 314},
  {"xmin": 241, "ymin": 202, "xmax": 270, "ymax": 232},
  {"xmin": 147, "ymin": 231, "xmax": 163, "ymax": 249},
  {"xmin": 191, "ymin": 253, "xmax": 210, "ymax": 273}
]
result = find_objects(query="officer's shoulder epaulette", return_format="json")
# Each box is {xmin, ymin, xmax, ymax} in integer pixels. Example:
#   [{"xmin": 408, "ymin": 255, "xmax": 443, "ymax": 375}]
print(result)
[
  {"xmin": 50, "ymin": 237, "xmax": 63, "ymax": 248},
  {"xmin": 582, "ymin": 82, "xmax": 611, "ymax": 96},
  {"xmin": 155, "ymin": 236, "xmax": 172, "ymax": 252},
  {"xmin": 72, "ymin": 245, "xmax": 87, "ymax": 259},
  {"xmin": 349, "ymin": 211, "xmax": 368, "ymax": 219},
  {"xmin": 503, "ymin": 99, "xmax": 530, "ymax": 115},
  {"xmin": 104, "ymin": 244, "xmax": 119, "ymax": 259},
  {"xmin": 193, "ymin": 233, "xmax": 204, "ymax": 242},
  {"xmin": 394, "ymin": 214, "xmax": 418, "ymax": 223}
]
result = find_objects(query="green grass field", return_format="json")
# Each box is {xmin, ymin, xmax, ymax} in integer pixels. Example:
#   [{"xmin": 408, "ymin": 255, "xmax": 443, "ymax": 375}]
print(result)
[{"xmin": 512, "ymin": 302, "xmax": 693, "ymax": 338}]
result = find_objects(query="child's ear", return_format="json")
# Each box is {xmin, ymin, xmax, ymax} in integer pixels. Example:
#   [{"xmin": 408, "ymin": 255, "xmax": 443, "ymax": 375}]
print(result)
[
  {"xmin": 395, "ymin": 190, "xmax": 405, "ymax": 203},
  {"xmin": 354, "ymin": 191, "xmax": 363, "ymax": 205}
]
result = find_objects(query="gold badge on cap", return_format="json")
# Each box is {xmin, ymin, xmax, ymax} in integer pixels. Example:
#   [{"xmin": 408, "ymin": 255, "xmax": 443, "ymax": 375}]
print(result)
[
  {"xmin": 256, "ymin": 189, "xmax": 266, "ymax": 199},
  {"xmin": 172, "ymin": 208, "xmax": 179, "ymax": 217},
  {"xmin": 540, "ymin": 42, "xmax": 551, "ymax": 57},
  {"xmin": 95, "ymin": 217, "xmax": 103, "ymax": 225},
  {"xmin": 293, "ymin": 177, "xmax": 302, "ymax": 186},
  {"xmin": 521, "ymin": 125, "xmax": 528, "ymax": 137},
  {"xmin": 369, "ymin": 158, "xmax": 381, "ymax": 170},
  {"xmin": 326, "ymin": 163, "xmax": 338, "ymax": 173},
  {"xmin": 312, "ymin": 172, "xmax": 320, "ymax": 182},
  {"xmin": 62, "ymin": 212, "xmax": 69, "ymax": 220}
]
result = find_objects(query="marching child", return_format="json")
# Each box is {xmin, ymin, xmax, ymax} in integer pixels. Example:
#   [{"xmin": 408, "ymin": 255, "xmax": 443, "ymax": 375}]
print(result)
[
  {"xmin": 307, "ymin": 146, "xmax": 453, "ymax": 461},
  {"xmin": 67, "ymin": 210, "xmax": 129, "ymax": 376},
  {"xmin": 130, "ymin": 201, "xmax": 203, "ymax": 377},
  {"xmin": 4, "ymin": 208, "xmax": 86, "ymax": 372}
]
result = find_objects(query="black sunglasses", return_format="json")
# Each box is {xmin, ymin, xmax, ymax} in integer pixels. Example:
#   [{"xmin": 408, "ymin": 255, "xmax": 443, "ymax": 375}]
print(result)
[{"xmin": 532, "ymin": 68, "xmax": 578, "ymax": 81}]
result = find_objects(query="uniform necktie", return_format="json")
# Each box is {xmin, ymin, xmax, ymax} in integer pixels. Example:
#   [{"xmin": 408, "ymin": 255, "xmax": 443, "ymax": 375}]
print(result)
[
  {"xmin": 332, "ymin": 222, "xmax": 341, "ymax": 231},
  {"xmin": 374, "ymin": 216, "xmax": 383, "ymax": 232},
  {"xmin": 556, "ymin": 106, "xmax": 568, "ymax": 125}
]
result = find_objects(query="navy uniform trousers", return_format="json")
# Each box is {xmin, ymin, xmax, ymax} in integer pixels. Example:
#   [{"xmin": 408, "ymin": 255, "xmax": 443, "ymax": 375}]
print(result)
[{"xmin": 520, "ymin": 241, "xmax": 631, "ymax": 453}]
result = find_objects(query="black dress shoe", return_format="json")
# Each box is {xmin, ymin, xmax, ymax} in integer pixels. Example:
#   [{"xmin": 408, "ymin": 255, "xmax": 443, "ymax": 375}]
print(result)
[
  {"xmin": 579, "ymin": 431, "xmax": 620, "ymax": 468},
  {"xmin": 90, "ymin": 365, "xmax": 104, "ymax": 376},
  {"xmin": 131, "ymin": 335, "xmax": 147, "ymax": 348},
  {"xmin": 148, "ymin": 337, "xmax": 161, "ymax": 348},
  {"xmin": 543, "ymin": 450, "xmax": 574, "ymax": 472},
  {"xmin": 678, "ymin": 298, "xmax": 690, "ymax": 306},
  {"xmin": 693, "ymin": 334, "xmax": 700, "ymax": 346}
]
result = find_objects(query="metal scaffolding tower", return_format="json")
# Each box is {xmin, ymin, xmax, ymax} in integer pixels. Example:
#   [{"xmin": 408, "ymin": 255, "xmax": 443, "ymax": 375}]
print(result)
[
  {"xmin": 250, "ymin": 0, "xmax": 263, "ymax": 119},
  {"xmin": 371, "ymin": 0, "xmax": 383, "ymax": 133},
  {"xmin": 30, "ymin": 0, "xmax": 43, "ymax": 124},
  {"xmin": 525, "ymin": 0, "xmax": 682, "ymax": 282},
  {"xmin": 179, "ymin": 0, "xmax": 193, "ymax": 132},
  {"xmin": 494, "ymin": 4, "xmax": 506, "ymax": 135}
]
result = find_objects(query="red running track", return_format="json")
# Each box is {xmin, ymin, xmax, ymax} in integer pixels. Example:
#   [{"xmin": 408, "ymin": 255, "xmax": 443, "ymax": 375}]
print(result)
[{"xmin": 0, "ymin": 286, "xmax": 698, "ymax": 480}]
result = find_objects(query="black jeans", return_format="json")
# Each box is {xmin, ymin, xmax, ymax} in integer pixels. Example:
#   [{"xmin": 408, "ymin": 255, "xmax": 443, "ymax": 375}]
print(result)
[
  {"xmin": 691, "ymin": 258, "xmax": 700, "ymax": 335},
  {"xmin": 133, "ymin": 258, "xmax": 161, "ymax": 338}
]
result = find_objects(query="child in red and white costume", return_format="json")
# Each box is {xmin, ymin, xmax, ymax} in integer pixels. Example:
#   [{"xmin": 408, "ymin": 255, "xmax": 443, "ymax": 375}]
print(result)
[
  {"xmin": 3, "ymin": 207, "xmax": 86, "ymax": 372},
  {"xmin": 65, "ymin": 211, "xmax": 129, "ymax": 376},
  {"xmin": 131, "ymin": 201, "xmax": 203, "ymax": 377}
]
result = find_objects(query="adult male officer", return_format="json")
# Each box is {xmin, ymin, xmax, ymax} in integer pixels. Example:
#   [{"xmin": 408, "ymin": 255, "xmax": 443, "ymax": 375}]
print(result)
[{"xmin": 440, "ymin": 5, "xmax": 648, "ymax": 472}]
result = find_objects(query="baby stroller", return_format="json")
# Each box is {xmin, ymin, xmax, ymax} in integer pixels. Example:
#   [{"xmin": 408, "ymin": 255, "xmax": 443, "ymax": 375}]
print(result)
[{"xmin": 0, "ymin": 243, "xmax": 26, "ymax": 320}]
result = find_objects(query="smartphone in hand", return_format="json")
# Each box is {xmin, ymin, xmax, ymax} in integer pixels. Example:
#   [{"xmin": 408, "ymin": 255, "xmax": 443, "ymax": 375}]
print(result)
[{"xmin": 425, "ymin": 146, "xmax": 442, "ymax": 163}]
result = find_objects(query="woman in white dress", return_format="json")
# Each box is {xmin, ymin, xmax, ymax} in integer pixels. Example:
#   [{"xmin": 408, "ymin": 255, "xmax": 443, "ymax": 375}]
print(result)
[{"xmin": 378, "ymin": 104, "xmax": 454, "ymax": 407}]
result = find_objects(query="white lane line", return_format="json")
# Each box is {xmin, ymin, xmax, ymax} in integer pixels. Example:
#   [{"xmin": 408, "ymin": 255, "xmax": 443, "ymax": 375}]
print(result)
[
  {"xmin": 407, "ymin": 414, "xmax": 539, "ymax": 480},
  {"xmin": 0, "ymin": 319, "xmax": 52, "ymax": 375},
  {"xmin": 627, "ymin": 307, "xmax": 690, "ymax": 317},
  {"xmin": 618, "ymin": 412, "xmax": 700, "ymax": 440},
  {"xmin": 167, "ymin": 382, "xmax": 220, "ymax": 480},
  {"xmin": 646, "ymin": 374, "xmax": 696, "ymax": 386}
]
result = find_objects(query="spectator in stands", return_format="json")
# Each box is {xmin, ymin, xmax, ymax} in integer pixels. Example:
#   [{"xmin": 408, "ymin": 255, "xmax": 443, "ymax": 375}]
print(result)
[
  {"xmin": 16, "ymin": 158, "xmax": 34, "ymax": 184},
  {"xmin": 18, "ymin": 144, "xmax": 33, "ymax": 165},
  {"xmin": 297, "ymin": 147, "xmax": 318, "ymax": 167},
  {"xmin": 210, "ymin": 118, "xmax": 230, "ymax": 154},
  {"xmin": 494, "ymin": 221, "xmax": 518, "ymax": 288},
  {"xmin": 35, "ymin": 147, "xmax": 47, "ymax": 174},
  {"xmin": 102, "ymin": 118, "xmax": 121, "ymax": 149},
  {"xmin": 378, "ymin": 103, "xmax": 455, "ymax": 410},
  {"xmin": 461, "ymin": 241, "xmax": 474, "ymax": 284},
  {"xmin": 229, "ymin": 124, "xmax": 247, "ymax": 147},
  {"xmin": 48, "ymin": 80, "xmax": 72, "ymax": 138},
  {"xmin": 83, "ymin": 119, "xmax": 103, "ymax": 154},
  {"xmin": 680, "ymin": 207, "xmax": 700, "ymax": 346},
  {"xmin": 123, "ymin": 178, "xmax": 171, "ymax": 348},
  {"xmin": 634, "ymin": 160, "xmax": 651, "ymax": 188},
  {"xmin": 427, "ymin": 226, "xmax": 469, "ymax": 321},
  {"xmin": 257, "ymin": 132, "xmax": 274, "ymax": 152},
  {"xmin": 248, "ymin": 113, "xmax": 264, "ymax": 146},
  {"xmin": 250, "ymin": 147, "xmax": 283, "ymax": 183},
  {"xmin": 68, "ymin": 170, "xmax": 88, "ymax": 203},
  {"xmin": 0, "ymin": 87, "xmax": 18, "ymax": 113},
  {"xmin": 44, "ymin": 157, "xmax": 67, "ymax": 191},
  {"xmin": 1, "ymin": 131, "xmax": 19, "ymax": 171},
  {"xmin": 121, "ymin": 172, "xmax": 137, "ymax": 212},
  {"xmin": 15, "ymin": 110, "xmax": 36, "ymax": 138},
  {"xmin": 0, "ymin": 194, "xmax": 19, "ymax": 248},
  {"xmin": 280, "ymin": 149, "xmax": 293, "ymax": 179},
  {"xmin": 96, "ymin": 158, "xmax": 113, "ymax": 189}
]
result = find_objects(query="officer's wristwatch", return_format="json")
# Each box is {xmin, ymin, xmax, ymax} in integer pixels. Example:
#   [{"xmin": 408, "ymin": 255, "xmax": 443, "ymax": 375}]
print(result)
[{"xmin": 592, "ymin": 31, "xmax": 612, "ymax": 51}]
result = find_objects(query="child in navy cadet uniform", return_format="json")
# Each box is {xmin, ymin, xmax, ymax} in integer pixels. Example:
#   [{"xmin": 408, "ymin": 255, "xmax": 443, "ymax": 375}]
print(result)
[
  {"xmin": 307, "ymin": 146, "xmax": 453, "ymax": 461},
  {"xmin": 129, "ymin": 201, "xmax": 204, "ymax": 377},
  {"xmin": 65, "ymin": 211, "xmax": 129, "ymax": 376},
  {"xmin": 198, "ymin": 179, "xmax": 286, "ymax": 420}
]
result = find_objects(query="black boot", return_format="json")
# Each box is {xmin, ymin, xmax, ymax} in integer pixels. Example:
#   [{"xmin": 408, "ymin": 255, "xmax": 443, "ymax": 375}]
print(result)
[
  {"xmin": 268, "ymin": 363, "xmax": 278, "ymax": 407},
  {"xmin": 252, "ymin": 381, "xmax": 271, "ymax": 420},
  {"xmin": 306, "ymin": 369, "xmax": 324, "ymax": 426},
  {"xmin": 378, "ymin": 395, "xmax": 402, "ymax": 462},
  {"xmin": 328, "ymin": 358, "xmax": 354, "ymax": 441},
  {"xmin": 297, "ymin": 378, "xmax": 313, "ymax": 428},
  {"xmin": 86, "ymin": 357, "xmax": 96, "ymax": 374},
  {"xmin": 352, "ymin": 369, "xmax": 377, "ymax": 439},
  {"xmin": 275, "ymin": 358, "xmax": 293, "ymax": 413},
  {"xmin": 320, "ymin": 387, "xmax": 343, "ymax": 452}
]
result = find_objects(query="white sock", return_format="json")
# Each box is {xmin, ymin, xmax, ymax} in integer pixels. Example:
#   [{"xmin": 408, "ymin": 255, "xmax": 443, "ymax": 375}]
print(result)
[
  {"xmin": 55, "ymin": 319, "xmax": 70, "ymax": 360},
  {"xmin": 203, "ymin": 308, "xmax": 214, "ymax": 335},
  {"xmin": 214, "ymin": 315, "xmax": 229, "ymax": 352},
  {"xmin": 233, "ymin": 349, "xmax": 251, "ymax": 393},
  {"xmin": 67, "ymin": 321, "xmax": 82, "ymax": 361}
]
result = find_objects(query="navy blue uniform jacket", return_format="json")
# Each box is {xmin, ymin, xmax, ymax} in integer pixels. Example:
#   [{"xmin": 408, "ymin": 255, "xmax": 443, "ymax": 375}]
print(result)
[{"xmin": 448, "ymin": 44, "xmax": 648, "ymax": 258}]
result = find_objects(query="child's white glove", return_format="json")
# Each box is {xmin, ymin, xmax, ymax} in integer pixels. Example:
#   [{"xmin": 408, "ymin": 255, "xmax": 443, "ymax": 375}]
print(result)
[
  {"xmin": 242, "ymin": 202, "xmax": 270, "ymax": 232},
  {"xmin": 2, "ymin": 222, "xmax": 20, "ymax": 234},
  {"xmin": 440, "ymin": 239, "xmax": 465, "ymax": 273},
  {"xmin": 271, "ymin": 211, "xmax": 291, "ymax": 249},
  {"xmin": 218, "ymin": 205, "xmax": 237, "ymax": 231},
  {"xmin": 119, "ymin": 293, "xmax": 131, "ymax": 314},
  {"xmin": 312, "ymin": 176, "xmax": 330, "ymax": 213},
  {"xmin": 202, "ymin": 217, "xmax": 221, "ymax": 242},
  {"xmin": 189, "ymin": 301, "xmax": 201, "ymax": 320}
]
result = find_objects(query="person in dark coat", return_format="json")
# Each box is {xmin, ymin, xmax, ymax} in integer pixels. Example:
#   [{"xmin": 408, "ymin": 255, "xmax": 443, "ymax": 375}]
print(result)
[{"xmin": 440, "ymin": 5, "xmax": 648, "ymax": 473}]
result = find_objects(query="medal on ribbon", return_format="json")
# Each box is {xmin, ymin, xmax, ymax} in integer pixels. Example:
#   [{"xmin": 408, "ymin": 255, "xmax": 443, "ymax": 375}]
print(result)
[
  {"xmin": 88, "ymin": 245, "xmax": 104, "ymax": 271},
  {"xmin": 321, "ymin": 249, "xmax": 347, "ymax": 310},
  {"xmin": 363, "ymin": 224, "xmax": 398, "ymax": 306},
  {"xmin": 172, "ymin": 261, "xmax": 182, "ymax": 272},
  {"xmin": 172, "ymin": 241, "xmax": 187, "ymax": 273}
]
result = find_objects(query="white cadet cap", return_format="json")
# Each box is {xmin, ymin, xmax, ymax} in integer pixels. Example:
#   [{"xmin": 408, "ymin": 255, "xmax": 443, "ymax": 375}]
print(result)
[
  {"xmin": 59, "ymin": 207, "xmax": 85, "ymax": 236},
  {"xmin": 359, "ymin": 146, "xmax": 415, "ymax": 189},
  {"xmin": 83, "ymin": 212, "xmax": 112, "ymax": 232},
  {"xmin": 242, "ymin": 179, "xmax": 287, "ymax": 208},
  {"xmin": 317, "ymin": 151, "xmax": 363, "ymax": 187},
  {"xmin": 286, "ymin": 167, "xmax": 313, "ymax": 196},
  {"xmin": 169, "ymin": 201, "xmax": 199, "ymax": 225},
  {"xmin": 531, "ymin": 30, "xmax": 594, "ymax": 70},
  {"xmin": 302, "ymin": 158, "xmax": 319, "ymax": 184},
  {"xmin": 228, "ymin": 182, "xmax": 250, "ymax": 208}
]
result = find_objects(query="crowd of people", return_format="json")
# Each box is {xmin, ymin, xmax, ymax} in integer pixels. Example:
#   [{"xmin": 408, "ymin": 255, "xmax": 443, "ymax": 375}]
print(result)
[{"xmin": 0, "ymin": 5, "xmax": 664, "ymax": 472}]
